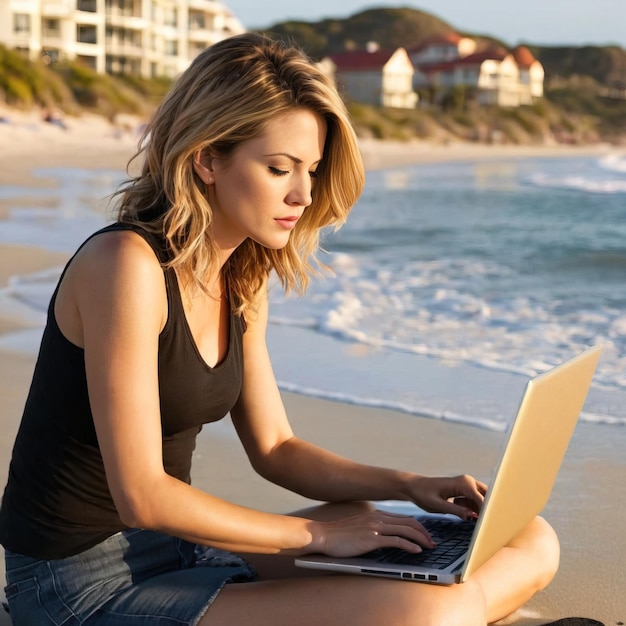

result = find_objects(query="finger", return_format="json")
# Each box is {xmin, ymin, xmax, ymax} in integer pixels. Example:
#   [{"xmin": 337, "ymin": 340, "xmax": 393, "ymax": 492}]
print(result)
[
  {"xmin": 459, "ymin": 477, "xmax": 487, "ymax": 507},
  {"xmin": 436, "ymin": 498, "xmax": 479, "ymax": 520},
  {"xmin": 372, "ymin": 533, "xmax": 425, "ymax": 554},
  {"xmin": 378, "ymin": 522, "xmax": 436, "ymax": 548},
  {"xmin": 378, "ymin": 512, "xmax": 436, "ymax": 543},
  {"xmin": 368, "ymin": 512, "xmax": 436, "ymax": 546},
  {"xmin": 452, "ymin": 498, "xmax": 480, "ymax": 519}
]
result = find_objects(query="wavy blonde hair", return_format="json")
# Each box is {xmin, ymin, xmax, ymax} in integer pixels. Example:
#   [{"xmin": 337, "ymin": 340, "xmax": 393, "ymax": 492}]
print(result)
[{"xmin": 117, "ymin": 32, "xmax": 365, "ymax": 313}]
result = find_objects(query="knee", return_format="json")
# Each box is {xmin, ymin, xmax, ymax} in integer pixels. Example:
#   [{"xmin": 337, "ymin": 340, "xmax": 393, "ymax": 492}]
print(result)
[{"xmin": 525, "ymin": 516, "xmax": 561, "ymax": 590}]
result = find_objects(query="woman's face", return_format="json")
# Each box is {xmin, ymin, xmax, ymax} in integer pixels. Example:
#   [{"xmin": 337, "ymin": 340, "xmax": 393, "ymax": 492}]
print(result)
[{"xmin": 197, "ymin": 108, "xmax": 327, "ymax": 253}]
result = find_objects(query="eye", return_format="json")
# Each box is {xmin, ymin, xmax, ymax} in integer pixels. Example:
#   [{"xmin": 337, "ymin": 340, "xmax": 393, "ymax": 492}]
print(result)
[
  {"xmin": 269, "ymin": 166, "xmax": 289, "ymax": 176},
  {"xmin": 309, "ymin": 170, "xmax": 319, "ymax": 179}
]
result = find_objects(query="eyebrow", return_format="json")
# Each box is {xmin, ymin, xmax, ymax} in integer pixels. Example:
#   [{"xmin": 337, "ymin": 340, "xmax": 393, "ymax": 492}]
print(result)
[{"xmin": 264, "ymin": 152, "xmax": 321, "ymax": 165}]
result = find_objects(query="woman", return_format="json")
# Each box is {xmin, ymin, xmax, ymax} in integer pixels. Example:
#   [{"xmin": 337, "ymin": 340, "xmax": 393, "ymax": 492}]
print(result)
[{"xmin": 0, "ymin": 33, "xmax": 560, "ymax": 625}]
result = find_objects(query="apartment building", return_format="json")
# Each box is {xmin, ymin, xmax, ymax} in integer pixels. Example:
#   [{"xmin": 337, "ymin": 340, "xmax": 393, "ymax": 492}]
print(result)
[{"xmin": 0, "ymin": 0, "xmax": 245, "ymax": 78}]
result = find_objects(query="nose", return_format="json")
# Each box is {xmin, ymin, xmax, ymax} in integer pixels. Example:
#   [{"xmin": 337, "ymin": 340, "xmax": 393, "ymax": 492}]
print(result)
[{"xmin": 286, "ymin": 171, "xmax": 313, "ymax": 208}]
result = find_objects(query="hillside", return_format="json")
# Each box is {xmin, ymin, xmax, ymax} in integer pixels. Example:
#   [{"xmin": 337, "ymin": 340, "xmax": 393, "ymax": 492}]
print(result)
[
  {"xmin": 264, "ymin": 7, "xmax": 458, "ymax": 58},
  {"xmin": 262, "ymin": 7, "xmax": 626, "ymax": 89},
  {"xmin": 1, "ymin": 6, "xmax": 625, "ymax": 146},
  {"xmin": 261, "ymin": 7, "xmax": 626, "ymax": 145},
  {"xmin": 529, "ymin": 45, "xmax": 626, "ymax": 88}
]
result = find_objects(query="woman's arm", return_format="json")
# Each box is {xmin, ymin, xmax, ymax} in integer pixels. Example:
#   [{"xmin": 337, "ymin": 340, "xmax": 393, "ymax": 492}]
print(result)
[
  {"xmin": 59, "ymin": 231, "xmax": 319, "ymax": 554},
  {"xmin": 230, "ymin": 289, "xmax": 486, "ymax": 520},
  {"xmin": 58, "ymin": 232, "xmax": 433, "ymax": 558}
]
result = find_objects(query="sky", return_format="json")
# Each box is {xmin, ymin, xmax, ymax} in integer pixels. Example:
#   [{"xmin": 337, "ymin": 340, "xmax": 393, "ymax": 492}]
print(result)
[{"xmin": 225, "ymin": 0, "xmax": 626, "ymax": 48}]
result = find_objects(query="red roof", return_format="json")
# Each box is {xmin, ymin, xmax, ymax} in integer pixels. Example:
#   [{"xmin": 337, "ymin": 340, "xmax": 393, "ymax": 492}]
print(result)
[
  {"xmin": 407, "ymin": 32, "xmax": 462, "ymax": 53},
  {"xmin": 512, "ymin": 45, "xmax": 537, "ymax": 68},
  {"xmin": 415, "ymin": 47, "xmax": 508, "ymax": 74},
  {"xmin": 329, "ymin": 49, "xmax": 396, "ymax": 71},
  {"xmin": 453, "ymin": 47, "xmax": 508, "ymax": 66}
]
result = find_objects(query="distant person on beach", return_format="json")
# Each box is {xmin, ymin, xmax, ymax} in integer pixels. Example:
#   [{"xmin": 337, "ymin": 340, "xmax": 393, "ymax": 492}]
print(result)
[
  {"xmin": 42, "ymin": 107, "xmax": 68, "ymax": 130},
  {"xmin": 0, "ymin": 33, "xmax": 561, "ymax": 626}
]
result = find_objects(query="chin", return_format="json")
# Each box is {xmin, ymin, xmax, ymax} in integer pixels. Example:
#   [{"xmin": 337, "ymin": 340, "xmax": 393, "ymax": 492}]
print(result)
[{"xmin": 252, "ymin": 234, "xmax": 292, "ymax": 251}]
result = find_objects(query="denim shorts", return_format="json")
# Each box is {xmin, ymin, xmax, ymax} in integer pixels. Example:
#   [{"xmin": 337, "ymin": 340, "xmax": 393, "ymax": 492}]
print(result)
[{"xmin": 4, "ymin": 528, "xmax": 257, "ymax": 625}]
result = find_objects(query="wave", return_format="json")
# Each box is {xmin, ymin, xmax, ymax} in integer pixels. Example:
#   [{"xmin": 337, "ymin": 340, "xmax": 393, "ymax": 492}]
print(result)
[
  {"xmin": 526, "ymin": 172, "xmax": 626, "ymax": 194},
  {"xmin": 276, "ymin": 380, "xmax": 509, "ymax": 431},
  {"xmin": 598, "ymin": 153, "xmax": 626, "ymax": 174},
  {"xmin": 276, "ymin": 380, "xmax": 625, "ymax": 431}
]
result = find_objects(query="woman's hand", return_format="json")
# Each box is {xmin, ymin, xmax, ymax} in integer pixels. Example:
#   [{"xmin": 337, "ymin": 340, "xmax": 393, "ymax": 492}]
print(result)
[
  {"xmin": 307, "ymin": 509, "xmax": 436, "ymax": 557},
  {"xmin": 407, "ymin": 474, "xmax": 488, "ymax": 520}
]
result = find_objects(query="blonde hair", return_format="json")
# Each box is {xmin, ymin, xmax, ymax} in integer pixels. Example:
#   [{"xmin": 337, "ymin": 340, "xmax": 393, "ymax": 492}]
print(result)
[{"xmin": 118, "ymin": 33, "xmax": 365, "ymax": 313}]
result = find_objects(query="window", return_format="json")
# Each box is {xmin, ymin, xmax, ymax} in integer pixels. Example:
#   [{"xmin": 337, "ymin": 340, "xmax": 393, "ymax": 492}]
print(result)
[
  {"xmin": 164, "ymin": 40, "xmax": 178, "ymax": 56},
  {"xmin": 42, "ymin": 19, "xmax": 61, "ymax": 38},
  {"xmin": 42, "ymin": 48, "xmax": 61, "ymax": 64},
  {"xmin": 76, "ymin": 55, "xmax": 97, "ymax": 69},
  {"xmin": 189, "ymin": 12, "xmax": 205, "ymax": 30},
  {"xmin": 13, "ymin": 14, "xmax": 31, "ymax": 34},
  {"xmin": 77, "ymin": 24, "xmax": 97, "ymax": 44},
  {"xmin": 164, "ymin": 7, "xmax": 177, "ymax": 27},
  {"xmin": 77, "ymin": 0, "xmax": 97, "ymax": 12}
]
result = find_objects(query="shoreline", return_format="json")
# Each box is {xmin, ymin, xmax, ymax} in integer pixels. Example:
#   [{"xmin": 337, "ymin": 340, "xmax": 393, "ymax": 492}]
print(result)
[{"xmin": 1, "ymin": 113, "xmax": 625, "ymax": 624}]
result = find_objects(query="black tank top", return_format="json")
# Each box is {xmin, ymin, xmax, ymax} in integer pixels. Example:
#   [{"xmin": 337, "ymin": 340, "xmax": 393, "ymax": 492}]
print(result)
[{"xmin": 0, "ymin": 223, "xmax": 245, "ymax": 559}]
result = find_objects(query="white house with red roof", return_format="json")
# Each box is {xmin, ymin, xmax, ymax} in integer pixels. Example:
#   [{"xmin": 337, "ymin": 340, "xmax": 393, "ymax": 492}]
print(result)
[
  {"xmin": 409, "ymin": 34, "xmax": 544, "ymax": 107},
  {"xmin": 513, "ymin": 45, "xmax": 545, "ymax": 100},
  {"xmin": 410, "ymin": 32, "xmax": 477, "ymax": 65},
  {"xmin": 322, "ymin": 45, "xmax": 418, "ymax": 109}
]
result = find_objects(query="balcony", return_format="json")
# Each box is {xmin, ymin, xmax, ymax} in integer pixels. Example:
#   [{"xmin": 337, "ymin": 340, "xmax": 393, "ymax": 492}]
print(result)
[
  {"xmin": 105, "ymin": 39, "xmax": 144, "ymax": 57},
  {"xmin": 41, "ymin": 0, "xmax": 73, "ymax": 17},
  {"xmin": 106, "ymin": 11, "xmax": 148, "ymax": 30},
  {"xmin": 187, "ymin": 0, "xmax": 221, "ymax": 13}
]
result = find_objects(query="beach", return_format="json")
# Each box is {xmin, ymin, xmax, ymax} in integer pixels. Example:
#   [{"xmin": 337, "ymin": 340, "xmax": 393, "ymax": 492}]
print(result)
[{"xmin": 1, "ymin": 110, "xmax": 625, "ymax": 625}]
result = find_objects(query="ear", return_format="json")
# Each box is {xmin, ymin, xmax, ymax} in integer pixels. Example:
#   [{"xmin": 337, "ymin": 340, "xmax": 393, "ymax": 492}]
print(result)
[{"xmin": 193, "ymin": 149, "xmax": 215, "ymax": 185}]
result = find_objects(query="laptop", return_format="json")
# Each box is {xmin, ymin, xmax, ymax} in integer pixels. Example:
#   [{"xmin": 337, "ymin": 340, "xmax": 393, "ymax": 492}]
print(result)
[{"xmin": 295, "ymin": 344, "xmax": 603, "ymax": 585}]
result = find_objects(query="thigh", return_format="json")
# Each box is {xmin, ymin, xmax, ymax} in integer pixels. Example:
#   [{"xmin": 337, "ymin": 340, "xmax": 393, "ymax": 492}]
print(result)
[{"xmin": 202, "ymin": 573, "xmax": 485, "ymax": 626}]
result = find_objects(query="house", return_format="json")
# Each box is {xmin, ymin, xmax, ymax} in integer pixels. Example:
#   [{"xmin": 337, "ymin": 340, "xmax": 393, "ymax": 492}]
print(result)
[
  {"xmin": 409, "ymin": 34, "xmax": 544, "ymax": 107},
  {"xmin": 410, "ymin": 32, "xmax": 477, "ymax": 65},
  {"xmin": 0, "ymin": 0, "xmax": 245, "ymax": 78},
  {"xmin": 322, "ymin": 45, "xmax": 418, "ymax": 109},
  {"xmin": 513, "ymin": 45, "xmax": 545, "ymax": 101}
]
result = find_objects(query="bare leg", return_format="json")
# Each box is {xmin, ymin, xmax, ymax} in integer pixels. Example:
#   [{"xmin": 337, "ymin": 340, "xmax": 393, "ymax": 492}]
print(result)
[
  {"xmin": 204, "ymin": 574, "xmax": 487, "ymax": 626},
  {"xmin": 474, "ymin": 516, "xmax": 560, "ymax": 624},
  {"xmin": 202, "ymin": 505, "xmax": 559, "ymax": 626}
]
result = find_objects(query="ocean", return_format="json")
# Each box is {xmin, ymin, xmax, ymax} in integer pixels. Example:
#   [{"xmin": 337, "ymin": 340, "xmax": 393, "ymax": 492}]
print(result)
[{"xmin": 2, "ymin": 152, "xmax": 626, "ymax": 431}]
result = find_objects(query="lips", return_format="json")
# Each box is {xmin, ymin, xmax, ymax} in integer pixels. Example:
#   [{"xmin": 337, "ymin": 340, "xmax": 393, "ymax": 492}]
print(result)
[{"xmin": 274, "ymin": 216, "xmax": 299, "ymax": 230}]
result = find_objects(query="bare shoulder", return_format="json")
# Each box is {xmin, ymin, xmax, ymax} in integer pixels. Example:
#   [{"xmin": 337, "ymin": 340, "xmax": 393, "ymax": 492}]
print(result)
[
  {"xmin": 73, "ymin": 228, "xmax": 161, "ymax": 277},
  {"xmin": 61, "ymin": 229, "xmax": 166, "ymax": 303},
  {"xmin": 56, "ymin": 228, "xmax": 167, "ymax": 344}
]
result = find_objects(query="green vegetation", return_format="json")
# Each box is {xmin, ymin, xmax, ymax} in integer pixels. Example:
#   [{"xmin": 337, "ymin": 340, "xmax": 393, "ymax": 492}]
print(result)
[
  {"xmin": 0, "ymin": 45, "xmax": 172, "ymax": 119},
  {"xmin": 528, "ymin": 45, "xmax": 626, "ymax": 87},
  {"xmin": 1, "ymin": 5, "xmax": 625, "ymax": 144},
  {"xmin": 264, "ymin": 7, "xmax": 626, "ymax": 145},
  {"xmin": 348, "ymin": 92, "xmax": 621, "ymax": 145},
  {"xmin": 263, "ymin": 8, "xmax": 507, "ymax": 58}
]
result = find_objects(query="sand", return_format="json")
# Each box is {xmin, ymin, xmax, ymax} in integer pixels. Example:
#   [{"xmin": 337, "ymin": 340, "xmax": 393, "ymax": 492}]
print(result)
[{"xmin": 0, "ymin": 110, "xmax": 624, "ymax": 625}]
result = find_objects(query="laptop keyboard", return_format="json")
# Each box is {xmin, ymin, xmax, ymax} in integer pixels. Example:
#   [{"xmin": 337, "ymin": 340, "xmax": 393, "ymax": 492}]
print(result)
[{"xmin": 363, "ymin": 517, "xmax": 476, "ymax": 570}]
